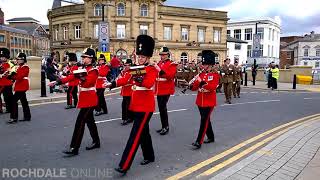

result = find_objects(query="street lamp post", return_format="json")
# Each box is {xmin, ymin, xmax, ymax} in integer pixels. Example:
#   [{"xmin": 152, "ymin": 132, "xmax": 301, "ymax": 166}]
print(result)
[{"xmin": 252, "ymin": 22, "xmax": 262, "ymax": 86}]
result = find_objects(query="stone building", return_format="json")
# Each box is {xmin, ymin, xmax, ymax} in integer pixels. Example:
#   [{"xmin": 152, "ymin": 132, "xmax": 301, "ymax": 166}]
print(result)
[{"xmin": 47, "ymin": 0, "xmax": 228, "ymax": 63}]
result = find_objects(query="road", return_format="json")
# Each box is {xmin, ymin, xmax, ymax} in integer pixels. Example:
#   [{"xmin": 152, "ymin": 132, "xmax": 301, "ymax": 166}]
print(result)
[{"xmin": 0, "ymin": 88, "xmax": 320, "ymax": 179}]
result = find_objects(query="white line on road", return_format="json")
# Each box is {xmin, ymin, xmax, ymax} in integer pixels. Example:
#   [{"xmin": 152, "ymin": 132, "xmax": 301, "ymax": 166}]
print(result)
[
  {"xmin": 220, "ymin": 100, "xmax": 280, "ymax": 107},
  {"xmin": 95, "ymin": 108, "xmax": 188, "ymax": 124},
  {"xmin": 304, "ymin": 97, "xmax": 320, "ymax": 100}
]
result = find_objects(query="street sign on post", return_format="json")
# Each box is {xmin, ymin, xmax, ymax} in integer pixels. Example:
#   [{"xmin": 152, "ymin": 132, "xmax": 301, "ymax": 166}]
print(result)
[
  {"xmin": 252, "ymin": 34, "xmax": 261, "ymax": 58},
  {"xmin": 99, "ymin": 22, "xmax": 110, "ymax": 53}
]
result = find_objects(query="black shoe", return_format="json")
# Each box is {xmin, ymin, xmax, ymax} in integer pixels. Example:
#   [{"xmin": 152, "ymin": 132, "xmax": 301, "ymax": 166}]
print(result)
[
  {"xmin": 204, "ymin": 138, "xmax": 215, "ymax": 144},
  {"xmin": 94, "ymin": 111, "xmax": 103, "ymax": 116},
  {"xmin": 228, "ymin": 101, "xmax": 232, "ymax": 104},
  {"xmin": 7, "ymin": 119, "xmax": 18, "ymax": 124},
  {"xmin": 237, "ymin": 95, "xmax": 240, "ymax": 98},
  {"xmin": 19, "ymin": 118, "xmax": 31, "ymax": 122},
  {"xmin": 140, "ymin": 159, "xmax": 154, "ymax": 165},
  {"xmin": 114, "ymin": 167, "xmax": 127, "ymax": 175},
  {"xmin": 85, "ymin": 143, "xmax": 100, "ymax": 150},
  {"xmin": 62, "ymin": 148, "xmax": 78, "ymax": 156},
  {"xmin": 65, "ymin": 105, "xmax": 73, "ymax": 109},
  {"xmin": 156, "ymin": 128, "xmax": 163, "ymax": 133},
  {"xmin": 192, "ymin": 142, "xmax": 201, "ymax": 150},
  {"xmin": 234, "ymin": 96, "xmax": 237, "ymax": 98},
  {"xmin": 121, "ymin": 120, "xmax": 132, "ymax": 126},
  {"xmin": 159, "ymin": 127, "xmax": 169, "ymax": 135}
]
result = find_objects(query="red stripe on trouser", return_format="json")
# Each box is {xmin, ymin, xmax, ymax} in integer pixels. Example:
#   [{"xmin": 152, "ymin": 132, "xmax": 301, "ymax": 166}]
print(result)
[
  {"xmin": 200, "ymin": 107, "xmax": 214, "ymax": 144},
  {"xmin": 122, "ymin": 112, "xmax": 150, "ymax": 170},
  {"xmin": 69, "ymin": 86, "xmax": 74, "ymax": 105},
  {"xmin": 74, "ymin": 108, "xmax": 91, "ymax": 147}
]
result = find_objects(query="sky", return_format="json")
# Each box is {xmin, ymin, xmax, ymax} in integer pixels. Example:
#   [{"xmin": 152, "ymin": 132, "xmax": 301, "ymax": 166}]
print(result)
[{"xmin": 0, "ymin": 0, "xmax": 319, "ymax": 36}]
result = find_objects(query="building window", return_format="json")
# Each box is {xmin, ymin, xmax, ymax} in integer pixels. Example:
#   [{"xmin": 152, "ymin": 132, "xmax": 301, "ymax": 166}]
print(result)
[
  {"xmin": 180, "ymin": 52, "xmax": 188, "ymax": 64},
  {"xmin": 271, "ymin": 46, "xmax": 274, "ymax": 57},
  {"xmin": 117, "ymin": 24, "xmax": 126, "ymax": 39},
  {"xmin": 286, "ymin": 51, "xmax": 292, "ymax": 59},
  {"xmin": 197, "ymin": 52, "xmax": 202, "ymax": 63},
  {"xmin": 227, "ymin": 30, "xmax": 230, "ymax": 37},
  {"xmin": 315, "ymin": 61, "xmax": 320, "ymax": 68},
  {"xmin": 0, "ymin": 34, "xmax": 5, "ymax": 43},
  {"xmin": 163, "ymin": 26, "xmax": 172, "ymax": 40},
  {"xmin": 269, "ymin": 28, "xmax": 272, "ymax": 40},
  {"xmin": 63, "ymin": 26, "xmax": 68, "ymax": 40},
  {"xmin": 181, "ymin": 27, "xmax": 189, "ymax": 41},
  {"xmin": 268, "ymin": 45, "xmax": 270, "ymax": 57},
  {"xmin": 55, "ymin": 29, "xmax": 59, "ymax": 41},
  {"xmin": 272, "ymin": 29, "xmax": 275, "ymax": 41},
  {"xmin": 74, "ymin": 25, "xmax": 81, "ymax": 39},
  {"xmin": 260, "ymin": 44, "xmax": 264, "ymax": 56},
  {"xmin": 94, "ymin": 24, "xmax": 99, "ymax": 39},
  {"xmin": 245, "ymin": 28, "xmax": 252, "ymax": 40},
  {"xmin": 198, "ymin": 28, "xmax": 205, "ymax": 42},
  {"xmin": 304, "ymin": 61, "xmax": 308, "ymax": 66},
  {"xmin": 257, "ymin": 28, "xmax": 264, "ymax": 40},
  {"xmin": 139, "ymin": 25, "xmax": 148, "ymax": 35},
  {"xmin": 140, "ymin": 4, "xmax": 148, "ymax": 17},
  {"xmin": 304, "ymin": 49, "xmax": 309, "ymax": 57},
  {"xmin": 94, "ymin": 4, "xmax": 102, "ymax": 16},
  {"xmin": 117, "ymin": 3, "xmax": 125, "ymax": 16},
  {"xmin": 234, "ymin": 29, "xmax": 241, "ymax": 40},
  {"xmin": 235, "ymin": 43, "xmax": 241, "ymax": 50},
  {"xmin": 247, "ymin": 45, "xmax": 252, "ymax": 57},
  {"xmin": 215, "ymin": 54, "xmax": 219, "ymax": 63},
  {"xmin": 14, "ymin": 37, "xmax": 17, "ymax": 45},
  {"xmin": 316, "ymin": 49, "xmax": 320, "ymax": 57},
  {"xmin": 10, "ymin": 37, "xmax": 13, "ymax": 45},
  {"xmin": 214, "ymin": 29, "xmax": 221, "ymax": 43}
]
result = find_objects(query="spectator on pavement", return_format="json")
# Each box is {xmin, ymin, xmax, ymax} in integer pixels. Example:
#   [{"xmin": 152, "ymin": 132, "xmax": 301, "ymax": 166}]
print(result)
[
  {"xmin": 271, "ymin": 64, "xmax": 279, "ymax": 90},
  {"xmin": 110, "ymin": 55, "xmax": 121, "ymax": 80},
  {"xmin": 46, "ymin": 52, "xmax": 59, "ymax": 93}
]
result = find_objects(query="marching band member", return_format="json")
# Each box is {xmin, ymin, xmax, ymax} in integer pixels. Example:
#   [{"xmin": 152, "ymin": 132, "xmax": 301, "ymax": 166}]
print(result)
[
  {"xmin": 189, "ymin": 50, "xmax": 219, "ymax": 150},
  {"xmin": 49, "ymin": 48, "xmax": 101, "ymax": 157},
  {"xmin": 64, "ymin": 53, "xmax": 79, "ymax": 109},
  {"xmin": 0, "ymin": 48, "xmax": 14, "ymax": 114},
  {"xmin": 95, "ymin": 54, "xmax": 110, "ymax": 116}
]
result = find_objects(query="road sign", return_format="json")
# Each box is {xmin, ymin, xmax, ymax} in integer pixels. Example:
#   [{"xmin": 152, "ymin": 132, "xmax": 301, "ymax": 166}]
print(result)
[
  {"xmin": 253, "ymin": 34, "xmax": 261, "ymax": 51},
  {"xmin": 99, "ymin": 22, "xmax": 109, "ymax": 43},
  {"xmin": 97, "ymin": 52, "xmax": 111, "ymax": 62}
]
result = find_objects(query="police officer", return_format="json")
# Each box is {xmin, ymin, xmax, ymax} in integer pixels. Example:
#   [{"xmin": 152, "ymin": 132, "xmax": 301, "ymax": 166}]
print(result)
[
  {"xmin": 233, "ymin": 60, "xmax": 242, "ymax": 98},
  {"xmin": 221, "ymin": 58, "xmax": 234, "ymax": 104},
  {"xmin": 7, "ymin": 53, "xmax": 31, "ymax": 123},
  {"xmin": 108, "ymin": 35, "xmax": 157, "ymax": 174},
  {"xmin": 0, "ymin": 48, "xmax": 14, "ymax": 114},
  {"xmin": 64, "ymin": 53, "xmax": 79, "ymax": 109},
  {"xmin": 189, "ymin": 50, "xmax": 219, "ymax": 149},
  {"xmin": 49, "ymin": 48, "xmax": 101, "ymax": 157},
  {"xmin": 95, "ymin": 54, "xmax": 110, "ymax": 116},
  {"xmin": 154, "ymin": 46, "xmax": 177, "ymax": 135}
]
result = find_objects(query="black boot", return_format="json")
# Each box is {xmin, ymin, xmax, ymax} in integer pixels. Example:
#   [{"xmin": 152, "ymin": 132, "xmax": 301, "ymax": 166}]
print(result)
[
  {"xmin": 7, "ymin": 119, "xmax": 18, "ymax": 124},
  {"xmin": 65, "ymin": 105, "xmax": 73, "ymax": 109},
  {"xmin": 94, "ymin": 111, "xmax": 103, "ymax": 116},
  {"xmin": 156, "ymin": 128, "xmax": 163, "ymax": 133},
  {"xmin": 140, "ymin": 159, "xmax": 154, "ymax": 165},
  {"xmin": 159, "ymin": 127, "xmax": 169, "ymax": 135},
  {"xmin": 204, "ymin": 138, "xmax": 215, "ymax": 144},
  {"xmin": 63, "ymin": 148, "xmax": 78, "ymax": 157},
  {"xmin": 85, "ymin": 142, "xmax": 100, "ymax": 150},
  {"xmin": 114, "ymin": 167, "xmax": 127, "ymax": 175},
  {"xmin": 192, "ymin": 142, "xmax": 201, "ymax": 150}
]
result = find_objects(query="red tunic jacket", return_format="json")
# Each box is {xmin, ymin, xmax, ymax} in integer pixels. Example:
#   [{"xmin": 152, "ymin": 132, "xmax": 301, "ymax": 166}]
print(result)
[
  {"xmin": 96, "ymin": 64, "xmax": 110, "ymax": 89},
  {"xmin": 12, "ymin": 64, "xmax": 29, "ymax": 92},
  {"xmin": 116, "ymin": 65, "xmax": 157, "ymax": 112},
  {"xmin": 61, "ymin": 65, "xmax": 98, "ymax": 108},
  {"xmin": 117, "ymin": 70, "xmax": 133, "ymax": 97},
  {"xmin": 67, "ymin": 65, "xmax": 79, "ymax": 87},
  {"xmin": 0, "ymin": 62, "xmax": 13, "ymax": 86},
  {"xmin": 154, "ymin": 60, "xmax": 177, "ymax": 95},
  {"xmin": 191, "ymin": 72, "xmax": 220, "ymax": 107}
]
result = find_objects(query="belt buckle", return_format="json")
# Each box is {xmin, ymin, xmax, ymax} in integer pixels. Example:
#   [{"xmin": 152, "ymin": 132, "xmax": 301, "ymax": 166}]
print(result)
[{"xmin": 132, "ymin": 85, "xmax": 137, "ymax": 91}]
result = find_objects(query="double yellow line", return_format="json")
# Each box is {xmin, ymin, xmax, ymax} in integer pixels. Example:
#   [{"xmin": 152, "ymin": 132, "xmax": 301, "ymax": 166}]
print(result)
[{"xmin": 167, "ymin": 113, "xmax": 320, "ymax": 180}]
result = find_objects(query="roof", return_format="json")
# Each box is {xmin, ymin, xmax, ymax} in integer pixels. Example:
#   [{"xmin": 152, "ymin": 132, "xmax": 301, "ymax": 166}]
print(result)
[
  {"xmin": 0, "ymin": 24, "xmax": 29, "ymax": 35},
  {"xmin": 14, "ymin": 24, "xmax": 48, "ymax": 36},
  {"xmin": 42, "ymin": 25, "xmax": 49, "ymax": 30},
  {"xmin": 227, "ymin": 36, "xmax": 248, "ymax": 43},
  {"xmin": 6, "ymin": 17, "xmax": 40, "ymax": 23}
]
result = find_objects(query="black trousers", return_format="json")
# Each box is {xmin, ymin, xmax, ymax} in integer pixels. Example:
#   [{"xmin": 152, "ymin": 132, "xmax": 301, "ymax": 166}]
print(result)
[
  {"xmin": 272, "ymin": 77, "xmax": 278, "ymax": 89},
  {"xmin": 122, "ymin": 96, "xmax": 132, "ymax": 121},
  {"xmin": 267, "ymin": 73, "xmax": 272, "ymax": 88},
  {"xmin": 95, "ymin": 88, "xmax": 108, "ymax": 113},
  {"xmin": 10, "ymin": 91, "xmax": 31, "ymax": 120},
  {"xmin": 70, "ymin": 107, "xmax": 100, "ymax": 149},
  {"xmin": 119, "ymin": 112, "xmax": 154, "ymax": 171},
  {"xmin": 66, "ymin": 86, "xmax": 78, "ymax": 106},
  {"xmin": 196, "ymin": 106, "xmax": 215, "ymax": 145},
  {"xmin": 0, "ymin": 85, "xmax": 13, "ymax": 113},
  {"xmin": 157, "ymin": 95, "xmax": 170, "ymax": 129}
]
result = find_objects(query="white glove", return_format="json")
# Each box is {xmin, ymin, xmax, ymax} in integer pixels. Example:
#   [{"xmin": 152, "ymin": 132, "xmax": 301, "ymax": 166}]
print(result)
[
  {"xmin": 48, "ymin": 81, "xmax": 57, "ymax": 87},
  {"xmin": 233, "ymin": 82, "xmax": 236, "ymax": 84},
  {"xmin": 221, "ymin": 73, "xmax": 225, "ymax": 76}
]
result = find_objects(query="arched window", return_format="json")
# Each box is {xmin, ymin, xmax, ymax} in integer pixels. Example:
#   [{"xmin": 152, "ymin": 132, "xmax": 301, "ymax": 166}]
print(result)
[
  {"xmin": 75, "ymin": 51, "xmax": 82, "ymax": 62},
  {"xmin": 55, "ymin": 51, "xmax": 60, "ymax": 62},
  {"xmin": 117, "ymin": 3, "xmax": 125, "ymax": 16},
  {"xmin": 140, "ymin": 4, "xmax": 148, "ymax": 17},
  {"xmin": 180, "ymin": 52, "xmax": 188, "ymax": 64},
  {"xmin": 94, "ymin": 4, "xmax": 102, "ymax": 16},
  {"xmin": 116, "ymin": 49, "xmax": 128, "ymax": 63},
  {"xmin": 197, "ymin": 52, "xmax": 202, "ymax": 63}
]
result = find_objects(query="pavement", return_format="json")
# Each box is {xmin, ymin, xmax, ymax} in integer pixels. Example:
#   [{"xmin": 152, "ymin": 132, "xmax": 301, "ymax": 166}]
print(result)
[
  {"xmin": 242, "ymin": 81, "xmax": 320, "ymax": 92},
  {"xmin": 1, "ymin": 87, "xmax": 320, "ymax": 179}
]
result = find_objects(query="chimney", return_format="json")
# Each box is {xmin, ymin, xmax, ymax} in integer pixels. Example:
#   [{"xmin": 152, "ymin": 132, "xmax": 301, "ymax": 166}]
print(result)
[
  {"xmin": 310, "ymin": 31, "xmax": 315, "ymax": 38},
  {"xmin": 0, "ymin": 8, "xmax": 4, "ymax": 25}
]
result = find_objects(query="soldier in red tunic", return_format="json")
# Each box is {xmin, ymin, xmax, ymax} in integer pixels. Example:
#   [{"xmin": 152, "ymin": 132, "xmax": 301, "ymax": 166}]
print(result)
[
  {"xmin": 108, "ymin": 35, "xmax": 157, "ymax": 174},
  {"xmin": 117, "ymin": 58, "xmax": 134, "ymax": 125},
  {"xmin": 94, "ymin": 54, "xmax": 110, "ymax": 116},
  {"xmin": 49, "ymin": 48, "xmax": 101, "ymax": 157},
  {"xmin": 154, "ymin": 46, "xmax": 177, "ymax": 135},
  {"xmin": 64, "ymin": 53, "xmax": 79, "ymax": 109},
  {"xmin": 189, "ymin": 50, "xmax": 220, "ymax": 150},
  {"xmin": 0, "ymin": 48, "xmax": 14, "ymax": 114},
  {"xmin": 7, "ymin": 53, "xmax": 31, "ymax": 123}
]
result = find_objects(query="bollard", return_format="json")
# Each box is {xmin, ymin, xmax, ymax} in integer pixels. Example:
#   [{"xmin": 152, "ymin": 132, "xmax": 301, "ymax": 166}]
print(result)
[
  {"xmin": 41, "ymin": 70, "xmax": 47, "ymax": 97},
  {"xmin": 244, "ymin": 72, "xmax": 248, "ymax": 86},
  {"xmin": 293, "ymin": 74, "xmax": 297, "ymax": 89}
]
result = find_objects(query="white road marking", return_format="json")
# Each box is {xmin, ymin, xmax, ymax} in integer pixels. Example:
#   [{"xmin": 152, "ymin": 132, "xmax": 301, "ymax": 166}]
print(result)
[
  {"xmin": 304, "ymin": 97, "xmax": 320, "ymax": 100},
  {"xmin": 95, "ymin": 108, "xmax": 188, "ymax": 124},
  {"xmin": 220, "ymin": 100, "xmax": 280, "ymax": 107}
]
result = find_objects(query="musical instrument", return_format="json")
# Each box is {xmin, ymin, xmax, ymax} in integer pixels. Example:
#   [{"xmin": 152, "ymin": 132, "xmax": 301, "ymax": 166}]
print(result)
[
  {"xmin": 181, "ymin": 69, "xmax": 204, "ymax": 94},
  {"xmin": 73, "ymin": 68, "xmax": 87, "ymax": 79},
  {"xmin": 129, "ymin": 65, "xmax": 146, "ymax": 76}
]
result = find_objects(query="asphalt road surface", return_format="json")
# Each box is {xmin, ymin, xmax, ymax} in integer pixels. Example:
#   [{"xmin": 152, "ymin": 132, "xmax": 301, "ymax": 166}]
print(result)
[{"xmin": 1, "ymin": 88, "xmax": 320, "ymax": 180}]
